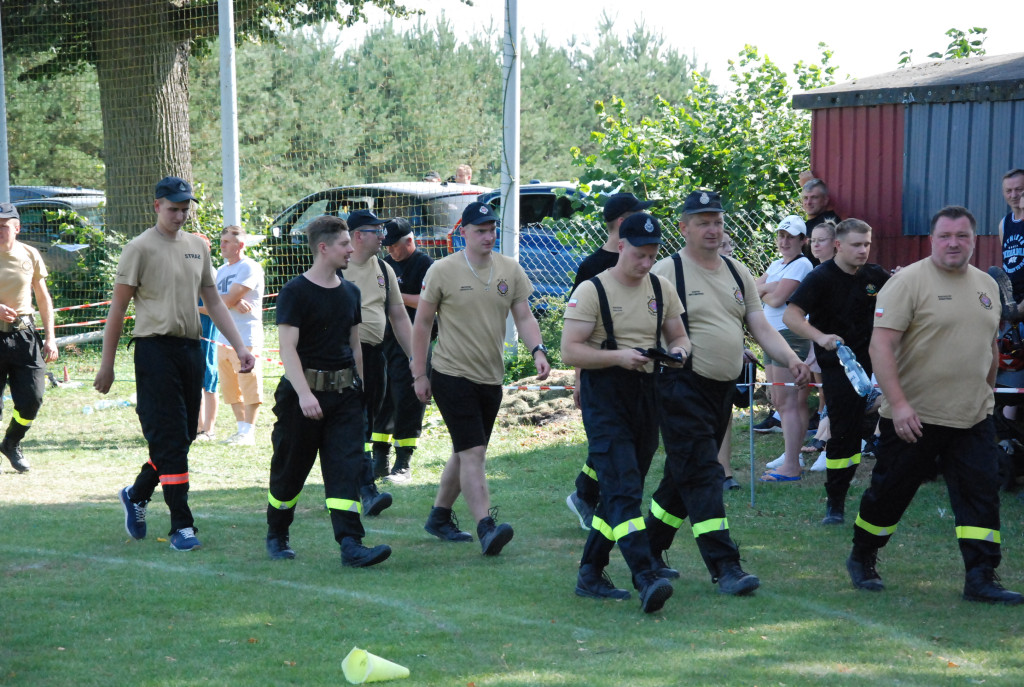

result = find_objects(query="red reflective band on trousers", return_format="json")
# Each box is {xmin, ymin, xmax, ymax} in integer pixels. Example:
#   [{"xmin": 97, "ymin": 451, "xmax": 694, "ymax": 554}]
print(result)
[{"xmin": 159, "ymin": 472, "xmax": 190, "ymax": 485}]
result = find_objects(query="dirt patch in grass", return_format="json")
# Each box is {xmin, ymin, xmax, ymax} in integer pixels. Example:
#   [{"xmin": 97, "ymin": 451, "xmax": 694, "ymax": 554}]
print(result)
[{"xmin": 498, "ymin": 369, "xmax": 578, "ymax": 429}]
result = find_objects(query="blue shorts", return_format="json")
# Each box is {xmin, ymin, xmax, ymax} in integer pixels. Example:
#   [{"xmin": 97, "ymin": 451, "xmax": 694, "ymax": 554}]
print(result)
[{"xmin": 199, "ymin": 313, "xmax": 219, "ymax": 394}]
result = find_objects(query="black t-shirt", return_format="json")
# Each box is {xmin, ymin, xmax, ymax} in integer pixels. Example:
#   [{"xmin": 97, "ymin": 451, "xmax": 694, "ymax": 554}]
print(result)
[
  {"xmin": 276, "ymin": 274, "xmax": 362, "ymax": 370},
  {"xmin": 805, "ymin": 210, "xmax": 841, "ymax": 234},
  {"xmin": 787, "ymin": 259, "xmax": 889, "ymax": 371},
  {"xmin": 571, "ymin": 248, "xmax": 618, "ymax": 295},
  {"xmin": 384, "ymin": 249, "xmax": 433, "ymax": 323},
  {"xmin": 1002, "ymin": 211, "xmax": 1024, "ymax": 301}
]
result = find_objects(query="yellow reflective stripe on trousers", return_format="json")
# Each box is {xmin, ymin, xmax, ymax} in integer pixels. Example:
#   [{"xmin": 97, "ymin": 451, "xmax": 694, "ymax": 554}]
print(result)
[
  {"xmin": 650, "ymin": 499, "xmax": 684, "ymax": 529},
  {"xmin": 854, "ymin": 513, "xmax": 897, "ymax": 537},
  {"xmin": 825, "ymin": 452, "xmax": 861, "ymax": 470},
  {"xmin": 592, "ymin": 515, "xmax": 614, "ymax": 541},
  {"xmin": 592, "ymin": 515, "xmax": 646, "ymax": 541},
  {"xmin": 394, "ymin": 437, "xmax": 418, "ymax": 448},
  {"xmin": 370, "ymin": 432, "xmax": 391, "ymax": 443},
  {"xmin": 581, "ymin": 463, "xmax": 597, "ymax": 480},
  {"xmin": 11, "ymin": 409, "xmax": 31, "ymax": 426},
  {"xmin": 955, "ymin": 526, "xmax": 1001, "ymax": 544},
  {"xmin": 268, "ymin": 490, "xmax": 300, "ymax": 510},
  {"xmin": 363, "ymin": 442, "xmax": 373, "ymax": 452},
  {"xmin": 325, "ymin": 498, "xmax": 362, "ymax": 514},
  {"xmin": 691, "ymin": 518, "xmax": 728, "ymax": 538}
]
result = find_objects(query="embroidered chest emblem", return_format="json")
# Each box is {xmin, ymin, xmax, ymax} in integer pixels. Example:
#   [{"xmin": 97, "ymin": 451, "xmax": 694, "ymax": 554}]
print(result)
[
  {"xmin": 733, "ymin": 288, "xmax": 744, "ymax": 305},
  {"xmin": 377, "ymin": 274, "xmax": 386, "ymax": 288},
  {"xmin": 866, "ymin": 283, "xmax": 878, "ymax": 296},
  {"xmin": 496, "ymin": 279, "xmax": 509, "ymax": 296},
  {"xmin": 979, "ymin": 292, "xmax": 993, "ymax": 309},
  {"xmin": 648, "ymin": 297, "xmax": 658, "ymax": 315}
]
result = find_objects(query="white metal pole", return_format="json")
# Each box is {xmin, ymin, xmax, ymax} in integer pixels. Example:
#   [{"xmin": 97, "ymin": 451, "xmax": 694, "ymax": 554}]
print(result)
[
  {"xmin": 501, "ymin": 0, "xmax": 521, "ymax": 349},
  {"xmin": 0, "ymin": 13, "xmax": 11, "ymax": 204},
  {"xmin": 219, "ymin": 0, "xmax": 241, "ymax": 226}
]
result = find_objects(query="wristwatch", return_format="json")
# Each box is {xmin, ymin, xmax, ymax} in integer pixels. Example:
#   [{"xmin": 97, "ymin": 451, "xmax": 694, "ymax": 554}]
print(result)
[{"xmin": 531, "ymin": 344, "xmax": 548, "ymax": 357}]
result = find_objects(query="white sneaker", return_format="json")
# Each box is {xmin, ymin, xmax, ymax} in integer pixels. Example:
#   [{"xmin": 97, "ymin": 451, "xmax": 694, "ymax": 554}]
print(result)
[
  {"xmin": 195, "ymin": 431, "xmax": 213, "ymax": 442},
  {"xmin": 810, "ymin": 452, "xmax": 827, "ymax": 472},
  {"xmin": 223, "ymin": 431, "xmax": 255, "ymax": 446},
  {"xmin": 766, "ymin": 453, "xmax": 805, "ymax": 470}
]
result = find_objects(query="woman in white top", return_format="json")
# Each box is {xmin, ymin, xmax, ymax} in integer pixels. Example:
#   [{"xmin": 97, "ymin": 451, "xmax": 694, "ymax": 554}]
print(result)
[{"xmin": 755, "ymin": 216, "xmax": 813, "ymax": 481}]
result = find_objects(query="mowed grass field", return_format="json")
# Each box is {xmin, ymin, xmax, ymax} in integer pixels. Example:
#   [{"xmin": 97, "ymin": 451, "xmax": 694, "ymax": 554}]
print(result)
[{"xmin": 2, "ymin": 347, "xmax": 1024, "ymax": 686}]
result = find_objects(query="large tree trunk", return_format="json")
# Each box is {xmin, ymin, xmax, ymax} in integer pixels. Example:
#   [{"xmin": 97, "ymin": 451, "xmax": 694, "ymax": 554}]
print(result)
[{"xmin": 92, "ymin": 1, "xmax": 194, "ymax": 237}]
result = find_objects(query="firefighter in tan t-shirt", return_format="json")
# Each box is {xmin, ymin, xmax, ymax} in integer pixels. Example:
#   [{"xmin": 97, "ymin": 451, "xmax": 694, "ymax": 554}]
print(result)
[{"xmin": 0, "ymin": 202, "xmax": 57, "ymax": 473}]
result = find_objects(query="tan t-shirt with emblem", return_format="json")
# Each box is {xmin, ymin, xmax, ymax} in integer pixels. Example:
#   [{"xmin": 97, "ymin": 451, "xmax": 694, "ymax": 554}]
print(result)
[
  {"xmin": 875, "ymin": 257, "xmax": 998, "ymax": 428},
  {"xmin": 115, "ymin": 227, "xmax": 215, "ymax": 339},
  {"xmin": 344, "ymin": 257, "xmax": 402, "ymax": 346},
  {"xmin": 0, "ymin": 242, "xmax": 47, "ymax": 315},
  {"xmin": 421, "ymin": 251, "xmax": 532, "ymax": 385},
  {"xmin": 651, "ymin": 251, "xmax": 761, "ymax": 381},
  {"xmin": 564, "ymin": 271, "xmax": 684, "ymax": 374}
]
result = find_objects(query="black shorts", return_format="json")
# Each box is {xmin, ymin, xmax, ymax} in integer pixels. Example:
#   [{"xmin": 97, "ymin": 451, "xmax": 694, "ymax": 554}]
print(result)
[{"xmin": 432, "ymin": 370, "xmax": 503, "ymax": 452}]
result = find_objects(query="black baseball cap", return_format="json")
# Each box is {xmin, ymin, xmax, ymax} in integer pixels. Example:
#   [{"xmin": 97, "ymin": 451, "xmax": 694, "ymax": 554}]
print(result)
[
  {"xmin": 154, "ymin": 176, "xmax": 198, "ymax": 203},
  {"xmin": 347, "ymin": 209, "xmax": 387, "ymax": 231},
  {"xmin": 603, "ymin": 192, "xmax": 655, "ymax": 221},
  {"xmin": 382, "ymin": 217, "xmax": 414, "ymax": 246},
  {"xmin": 461, "ymin": 202, "xmax": 499, "ymax": 227},
  {"xmin": 680, "ymin": 190, "xmax": 724, "ymax": 214},
  {"xmin": 0, "ymin": 203, "xmax": 19, "ymax": 220},
  {"xmin": 619, "ymin": 212, "xmax": 663, "ymax": 247}
]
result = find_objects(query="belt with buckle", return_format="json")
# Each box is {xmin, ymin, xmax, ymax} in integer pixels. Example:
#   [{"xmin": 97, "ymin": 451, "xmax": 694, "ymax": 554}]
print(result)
[
  {"xmin": 0, "ymin": 315, "xmax": 34, "ymax": 333},
  {"xmin": 303, "ymin": 367, "xmax": 355, "ymax": 392}
]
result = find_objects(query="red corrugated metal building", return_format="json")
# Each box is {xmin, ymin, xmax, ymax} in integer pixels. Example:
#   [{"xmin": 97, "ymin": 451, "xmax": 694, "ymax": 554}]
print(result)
[{"xmin": 792, "ymin": 52, "xmax": 1024, "ymax": 269}]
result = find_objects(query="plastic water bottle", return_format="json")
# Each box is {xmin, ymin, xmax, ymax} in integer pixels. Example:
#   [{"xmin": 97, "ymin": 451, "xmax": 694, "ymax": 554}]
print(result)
[
  {"xmin": 82, "ymin": 405, "xmax": 94, "ymax": 415},
  {"xmin": 95, "ymin": 399, "xmax": 114, "ymax": 411},
  {"xmin": 837, "ymin": 344, "xmax": 873, "ymax": 397}
]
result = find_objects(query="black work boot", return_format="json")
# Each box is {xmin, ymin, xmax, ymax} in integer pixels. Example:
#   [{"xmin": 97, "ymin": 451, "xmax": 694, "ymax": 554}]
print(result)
[
  {"xmin": 0, "ymin": 435, "xmax": 30, "ymax": 473},
  {"xmin": 360, "ymin": 482, "xmax": 393, "ymax": 517},
  {"xmin": 424, "ymin": 506, "xmax": 473, "ymax": 542},
  {"xmin": 266, "ymin": 532, "xmax": 296, "ymax": 560},
  {"xmin": 651, "ymin": 550, "xmax": 680, "ymax": 579},
  {"xmin": 371, "ymin": 443, "xmax": 391, "ymax": 479},
  {"xmin": 386, "ymin": 447, "xmax": 413, "ymax": 485},
  {"xmin": 846, "ymin": 546, "xmax": 884, "ymax": 591},
  {"xmin": 340, "ymin": 536, "xmax": 391, "ymax": 568},
  {"xmin": 575, "ymin": 564, "xmax": 631, "ymax": 600},
  {"xmin": 963, "ymin": 567, "xmax": 1024, "ymax": 605},
  {"xmin": 715, "ymin": 560, "xmax": 760, "ymax": 595},
  {"xmin": 635, "ymin": 569, "xmax": 673, "ymax": 613},
  {"xmin": 821, "ymin": 503, "xmax": 845, "ymax": 526},
  {"xmin": 477, "ymin": 512, "xmax": 514, "ymax": 556}
]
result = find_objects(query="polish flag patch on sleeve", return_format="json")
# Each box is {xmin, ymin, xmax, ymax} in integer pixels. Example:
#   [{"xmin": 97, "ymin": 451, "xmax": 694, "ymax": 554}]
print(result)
[
  {"xmin": 874, "ymin": 308, "xmax": 884, "ymax": 317},
  {"xmin": 567, "ymin": 298, "xmax": 578, "ymax": 308}
]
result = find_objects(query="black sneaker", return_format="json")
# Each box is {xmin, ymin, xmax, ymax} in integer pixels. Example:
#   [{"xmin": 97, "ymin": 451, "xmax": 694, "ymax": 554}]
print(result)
[
  {"xmin": 723, "ymin": 476, "xmax": 742, "ymax": 491},
  {"xmin": 361, "ymin": 483, "xmax": 393, "ymax": 517},
  {"xmin": 565, "ymin": 492, "xmax": 595, "ymax": 531},
  {"xmin": 478, "ymin": 511, "xmax": 514, "ymax": 556},
  {"xmin": 963, "ymin": 567, "xmax": 1024, "ymax": 605},
  {"xmin": 653, "ymin": 551, "xmax": 680, "ymax": 579},
  {"xmin": 341, "ymin": 537, "xmax": 391, "ymax": 568},
  {"xmin": 118, "ymin": 486, "xmax": 148, "ymax": 540},
  {"xmin": 424, "ymin": 506, "xmax": 473, "ymax": 542},
  {"xmin": 846, "ymin": 548, "xmax": 884, "ymax": 591},
  {"xmin": 575, "ymin": 564, "xmax": 631, "ymax": 600},
  {"xmin": 862, "ymin": 436, "xmax": 879, "ymax": 459},
  {"xmin": 715, "ymin": 561, "xmax": 760, "ymax": 595},
  {"xmin": 821, "ymin": 505, "xmax": 845, "ymax": 526},
  {"xmin": 636, "ymin": 571, "xmax": 673, "ymax": 613},
  {"xmin": 266, "ymin": 534, "xmax": 296, "ymax": 560},
  {"xmin": 1, "ymin": 437, "xmax": 30, "ymax": 473},
  {"xmin": 752, "ymin": 414, "xmax": 782, "ymax": 434}
]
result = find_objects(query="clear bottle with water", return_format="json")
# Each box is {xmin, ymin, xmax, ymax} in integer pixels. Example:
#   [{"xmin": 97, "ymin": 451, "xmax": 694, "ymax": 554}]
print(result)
[{"xmin": 837, "ymin": 344, "xmax": 873, "ymax": 397}]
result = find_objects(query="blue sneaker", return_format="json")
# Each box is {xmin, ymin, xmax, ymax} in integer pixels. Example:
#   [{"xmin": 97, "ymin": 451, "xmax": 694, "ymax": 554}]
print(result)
[
  {"xmin": 119, "ymin": 486, "xmax": 148, "ymax": 540},
  {"xmin": 169, "ymin": 527, "xmax": 202, "ymax": 551}
]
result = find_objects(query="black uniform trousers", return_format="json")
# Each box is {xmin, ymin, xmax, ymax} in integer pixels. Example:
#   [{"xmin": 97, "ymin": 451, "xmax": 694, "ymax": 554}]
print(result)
[
  {"xmin": 853, "ymin": 416, "xmax": 1003, "ymax": 572},
  {"xmin": 578, "ymin": 367, "xmax": 658, "ymax": 578},
  {"xmin": 647, "ymin": 367, "xmax": 740, "ymax": 578},
  {"xmin": 371, "ymin": 335, "xmax": 427, "ymax": 449},
  {"xmin": 0, "ymin": 327, "xmax": 46, "ymax": 438},
  {"xmin": 131, "ymin": 336, "xmax": 203, "ymax": 534},
  {"xmin": 821, "ymin": 366, "xmax": 868, "ymax": 509},
  {"xmin": 267, "ymin": 376, "xmax": 367, "ymax": 545},
  {"xmin": 359, "ymin": 342, "xmax": 387, "ymax": 487}
]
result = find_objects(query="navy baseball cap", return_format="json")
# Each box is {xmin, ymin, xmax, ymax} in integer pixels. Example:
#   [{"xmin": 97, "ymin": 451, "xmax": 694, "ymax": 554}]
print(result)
[
  {"xmin": 680, "ymin": 190, "xmax": 724, "ymax": 214},
  {"xmin": 0, "ymin": 203, "xmax": 19, "ymax": 220},
  {"xmin": 154, "ymin": 176, "xmax": 198, "ymax": 203},
  {"xmin": 382, "ymin": 217, "xmax": 414, "ymax": 246},
  {"xmin": 603, "ymin": 192, "xmax": 655, "ymax": 221},
  {"xmin": 619, "ymin": 212, "xmax": 663, "ymax": 247},
  {"xmin": 347, "ymin": 209, "xmax": 387, "ymax": 231},
  {"xmin": 461, "ymin": 202, "xmax": 499, "ymax": 227}
]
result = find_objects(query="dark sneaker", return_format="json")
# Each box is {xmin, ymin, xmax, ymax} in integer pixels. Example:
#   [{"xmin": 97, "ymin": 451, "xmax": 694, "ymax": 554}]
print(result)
[
  {"xmin": 862, "ymin": 436, "xmax": 879, "ymax": 459},
  {"xmin": 169, "ymin": 527, "xmax": 202, "ymax": 551},
  {"xmin": 821, "ymin": 505, "xmax": 845, "ymax": 526},
  {"xmin": 846, "ymin": 548, "xmax": 884, "ymax": 591},
  {"xmin": 1, "ymin": 437, "xmax": 30, "ymax": 473},
  {"xmin": 371, "ymin": 446, "xmax": 391, "ymax": 479},
  {"xmin": 963, "ymin": 567, "xmax": 1024, "ymax": 605},
  {"xmin": 361, "ymin": 483, "xmax": 393, "ymax": 517},
  {"xmin": 575, "ymin": 564, "xmax": 631, "ymax": 600},
  {"xmin": 752, "ymin": 414, "xmax": 782, "ymax": 434},
  {"xmin": 478, "ymin": 513, "xmax": 514, "ymax": 556},
  {"xmin": 119, "ymin": 486, "xmax": 148, "ymax": 540},
  {"xmin": 722, "ymin": 476, "xmax": 742, "ymax": 491},
  {"xmin": 424, "ymin": 506, "xmax": 473, "ymax": 542},
  {"xmin": 385, "ymin": 466, "xmax": 412, "ymax": 485},
  {"xmin": 637, "ymin": 571, "xmax": 673, "ymax": 613},
  {"xmin": 566, "ymin": 492, "xmax": 595, "ymax": 531},
  {"xmin": 266, "ymin": 534, "xmax": 296, "ymax": 560},
  {"xmin": 341, "ymin": 537, "xmax": 391, "ymax": 568},
  {"xmin": 715, "ymin": 561, "xmax": 760, "ymax": 595},
  {"xmin": 653, "ymin": 552, "xmax": 680, "ymax": 579}
]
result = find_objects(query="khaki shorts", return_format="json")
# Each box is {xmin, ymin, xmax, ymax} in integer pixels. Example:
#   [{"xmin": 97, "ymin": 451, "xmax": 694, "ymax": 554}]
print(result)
[
  {"xmin": 217, "ymin": 345, "xmax": 264, "ymax": 406},
  {"xmin": 763, "ymin": 328, "xmax": 811, "ymax": 367}
]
